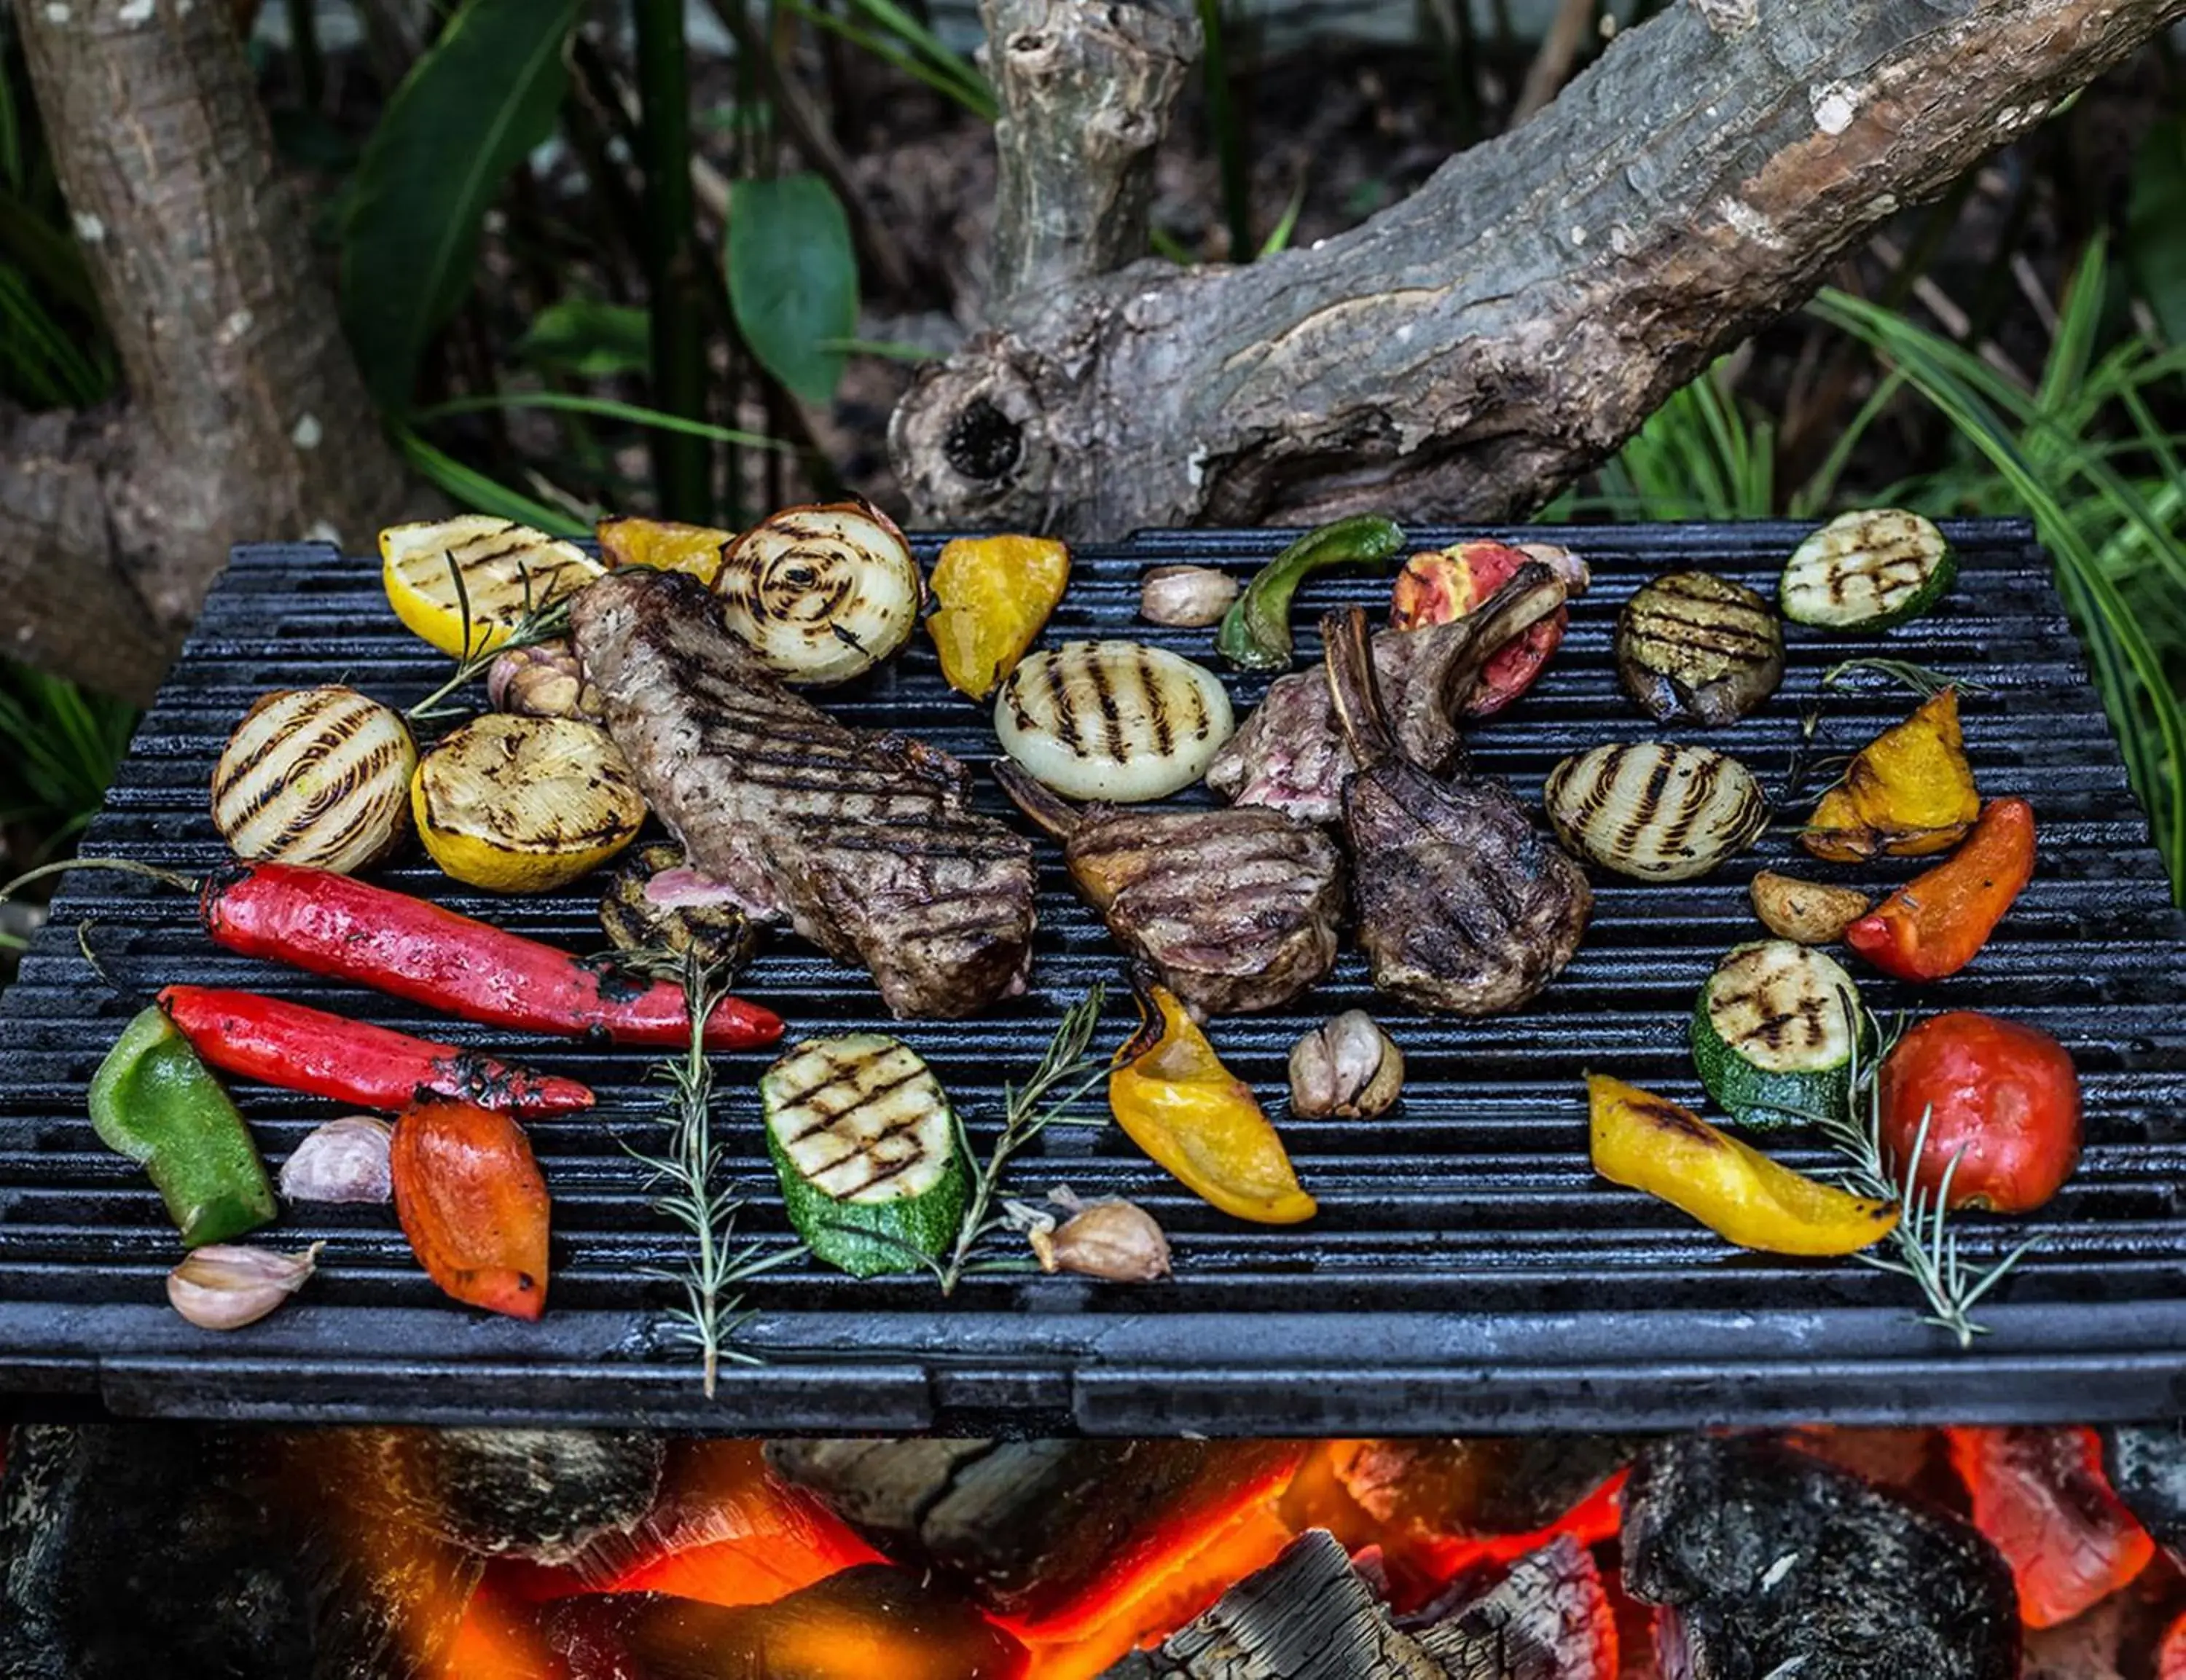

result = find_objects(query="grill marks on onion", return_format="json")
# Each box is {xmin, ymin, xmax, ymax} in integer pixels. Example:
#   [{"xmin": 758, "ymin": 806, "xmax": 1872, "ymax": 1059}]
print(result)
[
  {"xmin": 211, "ymin": 686, "xmax": 416, "ymax": 873},
  {"xmin": 996, "ymin": 640, "xmax": 1233, "ymax": 801},
  {"xmin": 1544, "ymin": 741, "xmax": 1768, "ymax": 881},
  {"xmin": 1615, "ymin": 571, "xmax": 1785, "ymax": 726}
]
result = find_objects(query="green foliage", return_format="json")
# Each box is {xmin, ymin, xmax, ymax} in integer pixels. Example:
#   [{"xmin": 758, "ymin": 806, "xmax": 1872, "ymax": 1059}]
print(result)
[
  {"xmin": 515, "ymin": 299, "xmax": 655, "ymax": 380},
  {"xmin": 340, "ymin": 0, "xmax": 584, "ymax": 410},
  {"xmin": 2126, "ymin": 116, "xmax": 2186, "ymax": 348},
  {"xmin": 0, "ymin": 662, "xmax": 136, "ymax": 849},
  {"xmin": 1586, "ymin": 364, "xmax": 1777, "ymax": 521},
  {"xmin": 391, "ymin": 425, "xmax": 594, "ymax": 535},
  {"xmin": 726, "ymin": 172, "xmax": 858, "ymax": 406},
  {"xmin": 776, "ymin": 0, "xmax": 995, "ymax": 119},
  {"xmin": 0, "ymin": 265, "xmax": 109, "ymax": 409}
]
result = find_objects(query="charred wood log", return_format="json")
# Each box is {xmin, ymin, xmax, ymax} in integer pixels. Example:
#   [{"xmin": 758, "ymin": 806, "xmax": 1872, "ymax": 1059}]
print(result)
[
  {"xmin": 1621, "ymin": 1433, "xmax": 2019, "ymax": 1680},
  {"xmin": 1409, "ymin": 1535, "xmax": 1618, "ymax": 1680},
  {"xmin": 1336, "ymin": 1435, "xmax": 1639, "ymax": 1541},
  {"xmin": 893, "ymin": 0, "xmax": 2186, "ymax": 538},
  {"xmin": 2100, "ymin": 1420, "xmax": 2186, "ymax": 1567}
]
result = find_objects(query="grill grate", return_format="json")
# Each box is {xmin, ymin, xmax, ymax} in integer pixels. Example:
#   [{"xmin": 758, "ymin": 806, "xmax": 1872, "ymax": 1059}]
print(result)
[{"xmin": 3, "ymin": 519, "xmax": 2184, "ymax": 1433}]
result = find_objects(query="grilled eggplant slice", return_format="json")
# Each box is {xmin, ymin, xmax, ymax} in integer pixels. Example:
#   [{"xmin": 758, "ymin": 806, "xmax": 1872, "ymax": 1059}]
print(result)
[
  {"xmin": 1544, "ymin": 741, "xmax": 1768, "ymax": 881},
  {"xmin": 1782, "ymin": 509, "xmax": 1954, "ymax": 632},
  {"xmin": 1615, "ymin": 570, "xmax": 1784, "ymax": 725},
  {"xmin": 762, "ymin": 1035, "xmax": 967, "ymax": 1278},
  {"xmin": 995, "ymin": 640, "xmax": 1235, "ymax": 802},
  {"xmin": 212, "ymin": 686, "xmax": 417, "ymax": 874},
  {"xmin": 600, "ymin": 841, "xmax": 758, "ymax": 970},
  {"xmin": 1692, "ymin": 939, "xmax": 1865, "ymax": 1130}
]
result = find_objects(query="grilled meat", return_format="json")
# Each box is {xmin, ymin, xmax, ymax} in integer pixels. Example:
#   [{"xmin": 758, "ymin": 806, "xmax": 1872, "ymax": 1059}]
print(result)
[
  {"xmin": 995, "ymin": 761, "xmax": 1342, "ymax": 1016},
  {"xmin": 571, "ymin": 569, "xmax": 1037, "ymax": 1018},
  {"xmin": 1207, "ymin": 586, "xmax": 1569, "ymax": 824},
  {"xmin": 1323, "ymin": 578, "xmax": 1590, "ymax": 1015}
]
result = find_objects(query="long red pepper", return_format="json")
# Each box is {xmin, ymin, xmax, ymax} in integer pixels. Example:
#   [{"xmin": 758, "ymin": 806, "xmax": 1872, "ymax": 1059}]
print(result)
[
  {"xmin": 159, "ymin": 985, "xmax": 595, "ymax": 1115},
  {"xmin": 199, "ymin": 864, "xmax": 781, "ymax": 1049},
  {"xmin": 1845, "ymin": 797, "xmax": 2037, "ymax": 982}
]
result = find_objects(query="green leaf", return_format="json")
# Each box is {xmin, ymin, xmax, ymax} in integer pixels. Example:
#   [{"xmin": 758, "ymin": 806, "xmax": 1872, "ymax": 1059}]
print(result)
[
  {"xmin": 389, "ymin": 425, "xmax": 592, "ymax": 536},
  {"xmin": 727, "ymin": 173, "xmax": 858, "ymax": 407},
  {"xmin": 2127, "ymin": 116, "xmax": 2186, "ymax": 347},
  {"xmin": 515, "ymin": 298, "xmax": 654, "ymax": 378},
  {"xmin": 339, "ymin": 0, "xmax": 582, "ymax": 411}
]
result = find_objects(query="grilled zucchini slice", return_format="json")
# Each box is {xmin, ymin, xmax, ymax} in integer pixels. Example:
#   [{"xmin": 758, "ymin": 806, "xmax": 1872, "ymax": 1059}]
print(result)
[
  {"xmin": 1543, "ymin": 741, "xmax": 1768, "ymax": 882},
  {"xmin": 762, "ymin": 1035, "xmax": 967, "ymax": 1278},
  {"xmin": 1691, "ymin": 940, "xmax": 1865, "ymax": 1130},
  {"xmin": 1615, "ymin": 570, "xmax": 1785, "ymax": 726},
  {"xmin": 1781, "ymin": 510, "xmax": 1954, "ymax": 632}
]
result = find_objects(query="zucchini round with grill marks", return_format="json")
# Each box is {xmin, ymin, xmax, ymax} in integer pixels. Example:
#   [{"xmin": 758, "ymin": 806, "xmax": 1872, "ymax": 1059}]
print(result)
[
  {"xmin": 1692, "ymin": 940, "xmax": 1865, "ymax": 1130},
  {"xmin": 995, "ymin": 640, "xmax": 1235, "ymax": 802},
  {"xmin": 212, "ymin": 686, "xmax": 418, "ymax": 874},
  {"xmin": 1543, "ymin": 741, "xmax": 1768, "ymax": 881},
  {"xmin": 1781, "ymin": 509, "xmax": 1954, "ymax": 632},
  {"xmin": 762, "ymin": 1035, "xmax": 967, "ymax": 1279},
  {"xmin": 1615, "ymin": 570, "xmax": 1785, "ymax": 725}
]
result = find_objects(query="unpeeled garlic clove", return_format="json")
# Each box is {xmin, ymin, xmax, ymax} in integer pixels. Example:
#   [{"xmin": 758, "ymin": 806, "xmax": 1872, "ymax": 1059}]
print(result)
[
  {"xmin": 168, "ymin": 1242, "xmax": 324, "ymax": 1330},
  {"xmin": 1039, "ymin": 1198, "xmax": 1172, "ymax": 1281},
  {"xmin": 279, "ymin": 1115, "xmax": 394, "ymax": 1204},
  {"xmin": 1288, "ymin": 1010, "xmax": 1405, "ymax": 1119},
  {"xmin": 487, "ymin": 638, "xmax": 600, "ymax": 720},
  {"xmin": 1138, "ymin": 565, "xmax": 1240, "ymax": 628}
]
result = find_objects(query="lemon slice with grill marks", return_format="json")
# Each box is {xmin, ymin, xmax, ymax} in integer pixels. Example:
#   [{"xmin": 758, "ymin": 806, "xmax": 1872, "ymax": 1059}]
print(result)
[{"xmin": 380, "ymin": 516, "xmax": 605, "ymax": 658}]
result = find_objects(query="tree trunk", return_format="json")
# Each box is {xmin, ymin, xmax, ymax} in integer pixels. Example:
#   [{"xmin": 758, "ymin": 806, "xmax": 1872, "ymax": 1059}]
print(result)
[
  {"xmin": 6, "ymin": 0, "xmax": 410, "ymax": 702},
  {"xmin": 893, "ymin": 0, "xmax": 2186, "ymax": 538}
]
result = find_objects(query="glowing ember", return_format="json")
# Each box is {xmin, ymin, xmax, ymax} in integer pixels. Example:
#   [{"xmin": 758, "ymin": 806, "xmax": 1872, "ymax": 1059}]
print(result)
[
  {"xmin": 2163, "ymin": 1608, "xmax": 2186, "ymax": 1680},
  {"xmin": 1946, "ymin": 1426, "xmax": 2155, "ymax": 1629},
  {"xmin": 439, "ymin": 1575, "xmax": 555, "ymax": 1680}
]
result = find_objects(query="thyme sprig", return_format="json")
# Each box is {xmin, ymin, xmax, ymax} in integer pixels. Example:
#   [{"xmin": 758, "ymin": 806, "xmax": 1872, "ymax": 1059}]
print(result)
[
  {"xmin": 628, "ymin": 954, "xmax": 800, "ymax": 1394},
  {"xmin": 406, "ymin": 552, "xmax": 573, "ymax": 721},
  {"xmin": 1817, "ymin": 1013, "xmax": 2042, "ymax": 1348}
]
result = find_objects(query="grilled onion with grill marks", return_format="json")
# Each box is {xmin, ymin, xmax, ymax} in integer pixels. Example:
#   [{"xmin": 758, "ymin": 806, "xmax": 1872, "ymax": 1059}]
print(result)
[
  {"xmin": 713, "ymin": 501, "xmax": 922, "ymax": 686},
  {"xmin": 1544, "ymin": 741, "xmax": 1768, "ymax": 881},
  {"xmin": 1615, "ymin": 570, "xmax": 1785, "ymax": 726},
  {"xmin": 995, "ymin": 640, "xmax": 1235, "ymax": 801},
  {"xmin": 212, "ymin": 686, "xmax": 417, "ymax": 873}
]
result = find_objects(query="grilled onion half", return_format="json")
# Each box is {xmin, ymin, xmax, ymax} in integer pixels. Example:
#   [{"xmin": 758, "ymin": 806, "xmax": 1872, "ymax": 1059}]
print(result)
[
  {"xmin": 212, "ymin": 686, "xmax": 417, "ymax": 873},
  {"xmin": 995, "ymin": 640, "xmax": 1235, "ymax": 801},
  {"xmin": 1544, "ymin": 741, "xmax": 1768, "ymax": 881},
  {"xmin": 1615, "ymin": 570, "xmax": 1784, "ymax": 726},
  {"xmin": 714, "ymin": 501, "xmax": 923, "ymax": 686},
  {"xmin": 412, "ymin": 714, "xmax": 646, "ymax": 892}
]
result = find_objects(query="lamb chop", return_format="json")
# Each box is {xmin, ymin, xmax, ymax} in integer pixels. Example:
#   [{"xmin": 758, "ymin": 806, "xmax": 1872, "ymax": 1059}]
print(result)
[
  {"xmin": 995, "ymin": 761, "xmax": 1344, "ymax": 1016},
  {"xmin": 1205, "ymin": 562, "xmax": 1575, "ymax": 825},
  {"xmin": 1323, "ymin": 579, "xmax": 1590, "ymax": 1015},
  {"xmin": 571, "ymin": 569, "xmax": 1037, "ymax": 1019}
]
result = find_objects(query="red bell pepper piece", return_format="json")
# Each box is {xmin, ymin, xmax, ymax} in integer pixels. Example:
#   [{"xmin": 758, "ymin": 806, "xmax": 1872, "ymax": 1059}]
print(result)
[
  {"xmin": 200, "ymin": 863, "xmax": 781, "ymax": 1049},
  {"xmin": 391, "ymin": 1100, "xmax": 551, "ymax": 1321},
  {"xmin": 1844, "ymin": 797, "xmax": 2036, "ymax": 981},
  {"xmin": 158, "ymin": 985, "xmax": 594, "ymax": 1115}
]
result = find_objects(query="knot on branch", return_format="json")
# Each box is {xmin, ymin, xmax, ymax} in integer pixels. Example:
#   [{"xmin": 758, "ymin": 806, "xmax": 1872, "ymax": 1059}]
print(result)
[
  {"xmin": 1690, "ymin": 0, "xmax": 1757, "ymax": 36},
  {"xmin": 890, "ymin": 339, "xmax": 1054, "ymax": 528}
]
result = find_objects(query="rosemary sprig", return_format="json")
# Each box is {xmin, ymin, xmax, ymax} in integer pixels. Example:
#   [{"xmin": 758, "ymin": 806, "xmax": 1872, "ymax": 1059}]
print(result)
[
  {"xmin": 406, "ymin": 552, "xmax": 573, "ymax": 721},
  {"xmin": 1817, "ymin": 1013, "xmax": 2042, "ymax": 1347},
  {"xmin": 1821, "ymin": 656, "xmax": 1989, "ymax": 700},
  {"xmin": 627, "ymin": 953, "xmax": 800, "ymax": 1394}
]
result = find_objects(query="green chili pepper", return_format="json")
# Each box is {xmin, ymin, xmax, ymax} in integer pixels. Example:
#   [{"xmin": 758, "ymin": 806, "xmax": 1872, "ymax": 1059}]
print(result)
[
  {"xmin": 1215, "ymin": 514, "xmax": 1407, "ymax": 671},
  {"xmin": 89, "ymin": 1005, "xmax": 278, "ymax": 1249}
]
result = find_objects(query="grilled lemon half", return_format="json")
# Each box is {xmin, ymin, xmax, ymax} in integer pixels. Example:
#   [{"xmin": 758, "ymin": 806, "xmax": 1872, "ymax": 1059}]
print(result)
[
  {"xmin": 381, "ymin": 516, "xmax": 605, "ymax": 658},
  {"xmin": 411, "ymin": 714, "xmax": 646, "ymax": 892}
]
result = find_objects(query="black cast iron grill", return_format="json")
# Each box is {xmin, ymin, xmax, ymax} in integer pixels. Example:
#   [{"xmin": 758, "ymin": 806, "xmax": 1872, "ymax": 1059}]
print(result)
[{"xmin": 3, "ymin": 519, "xmax": 2184, "ymax": 1434}]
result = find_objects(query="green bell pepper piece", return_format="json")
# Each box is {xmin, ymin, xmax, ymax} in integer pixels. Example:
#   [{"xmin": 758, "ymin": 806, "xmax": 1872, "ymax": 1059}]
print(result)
[
  {"xmin": 88, "ymin": 1005, "xmax": 278, "ymax": 1249},
  {"xmin": 1215, "ymin": 514, "xmax": 1407, "ymax": 671}
]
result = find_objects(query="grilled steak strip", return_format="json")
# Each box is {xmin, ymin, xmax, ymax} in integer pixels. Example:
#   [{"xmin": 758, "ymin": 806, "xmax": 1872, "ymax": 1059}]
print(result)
[
  {"xmin": 571, "ymin": 570, "xmax": 1037, "ymax": 1019},
  {"xmin": 996, "ymin": 762, "xmax": 1344, "ymax": 1017}
]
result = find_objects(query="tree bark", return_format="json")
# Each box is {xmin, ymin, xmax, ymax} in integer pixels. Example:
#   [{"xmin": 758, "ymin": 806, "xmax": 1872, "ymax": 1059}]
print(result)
[
  {"xmin": 895, "ymin": 0, "xmax": 2186, "ymax": 538},
  {"xmin": 7, "ymin": 0, "xmax": 410, "ymax": 702}
]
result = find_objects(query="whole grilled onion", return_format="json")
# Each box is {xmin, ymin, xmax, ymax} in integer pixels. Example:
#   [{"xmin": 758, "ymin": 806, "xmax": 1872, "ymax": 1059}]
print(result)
[
  {"xmin": 211, "ymin": 686, "xmax": 417, "ymax": 873},
  {"xmin": 1544, "ymin": 741, "xmax": 1768, "ymax": 881},
  {"xmin": 714, "ymin": 501, "xmax": 923, "ymax": 686}
]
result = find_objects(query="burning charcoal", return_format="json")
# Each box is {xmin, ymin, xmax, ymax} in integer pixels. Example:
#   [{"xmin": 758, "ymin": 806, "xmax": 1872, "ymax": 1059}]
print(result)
[
  {"xmin": 1336, "ymin": 1435, "xmax": 1640, "ymax": 1542},
  {"xmin": 1946, "ymin": 1426, "xmax": 2153, "ymax": 1628},
  {"xmin": 766, "ymin": 1438, "xmax": 1300, "ymax": 1624},
  {"xmin": 1621, "ymin": 1434, "xmax": 2019, "ymax": 1680},
  {"xmin": 2100, "ymin": 1420, "xmax": 2186, "ymax": 1566},
  {"xmin": 541, "ymin": 1569, "xmax": 1029, "ymax": 1679},
  {"xmin": 1409, "ymin": 1534, "xmax": 1618, "ymax": 1679}
]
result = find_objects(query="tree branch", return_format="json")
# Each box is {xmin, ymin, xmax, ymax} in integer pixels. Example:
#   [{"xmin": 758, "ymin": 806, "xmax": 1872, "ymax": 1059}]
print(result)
[
  {"xmin": 895, "ymin": 0, "xmax": 2185, "ymax": 536},
  {"xmin": 7, "ymin": 0, "xmax": 410, "ymax": 701}
]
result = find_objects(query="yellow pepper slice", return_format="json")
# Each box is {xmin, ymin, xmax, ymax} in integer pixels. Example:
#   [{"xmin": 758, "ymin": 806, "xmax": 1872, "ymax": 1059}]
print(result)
[
  {"xmin": 927, "ymin": 534, "xmax": 1071, "ymax": 699},
  {"xmin": 1802, "ymin": 688, "xmax": 1980, "ymax": 862},
  {"xmin": 1588, "ymin": 1073, "xmax": 1897, "ymax": 1256},
  {"xmin": 1110, "ymin": 984, "xmax": 1317, "ymax": 1225},
  {"xmin": 596, "ymin": 516, "xmax": 735, "ymax": 587}
]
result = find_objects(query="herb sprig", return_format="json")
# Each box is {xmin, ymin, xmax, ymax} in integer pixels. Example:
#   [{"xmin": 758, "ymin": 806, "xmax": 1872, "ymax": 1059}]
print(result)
[
  {"xmin": 1821, "ymin": 656, "xmax": 1989, "ymax": 700},
  {"xmin": 406, "ymin": 554, "xmax": 573, "ymax": 721}
]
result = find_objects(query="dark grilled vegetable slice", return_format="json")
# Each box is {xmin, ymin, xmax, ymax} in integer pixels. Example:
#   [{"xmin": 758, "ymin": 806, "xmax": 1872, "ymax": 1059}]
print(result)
[
  {"xmin": 600, "ymin": 841, "xmax": 759, "ymax": 971},
  {"xmin": 1691, "ymin": 940, "xmax": 1864, "ymax": 1130},
  {"xmin": 1615, "ymin": 571, "xmax": 1785, "ymax": 725},
  {"xmin": 1781, "ymin": 509, "xmax": 1955, "ymax": 631},
  {"xmin": 761, "ymin": 1035, "xmax": 967, "ymax": 1278},
  {"xmin": 1543, "ymin": 741, "xmax": 1768, "ymax": 881}
]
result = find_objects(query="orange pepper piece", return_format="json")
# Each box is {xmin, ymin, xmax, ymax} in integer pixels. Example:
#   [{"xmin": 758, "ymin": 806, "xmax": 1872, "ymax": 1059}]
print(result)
[
  {"xmin": 391, "ymin": 1099, "xmax": 552, "ymax": 1320},
  {"xmin": 1845, "ymin": 797, "xmax": 2037, "ymax": 981},
  {"xmin": 597, "ymin": 516, "xmax": 735, "ymax": 586},
  {"xmin": 926, "ymin": 535, "xmax": 1070, "ymax": 699}
]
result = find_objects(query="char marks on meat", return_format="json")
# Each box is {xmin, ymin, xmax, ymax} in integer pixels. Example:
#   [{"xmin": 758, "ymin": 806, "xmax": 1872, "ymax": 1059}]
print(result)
[
  {"xmin": 995, "ymin": 762, "xmax": 1344, "ymax": 1016},
  {"xmin": 1323, "ymin": 575, "xmax": 1590, "ymax": 1016},
  {"xmin": 571, "ymin": 569, "xmax": 1036, "ymax": 1018}
]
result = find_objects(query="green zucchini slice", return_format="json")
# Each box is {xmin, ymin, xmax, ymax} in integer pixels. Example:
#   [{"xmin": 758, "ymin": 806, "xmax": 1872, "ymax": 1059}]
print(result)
[
  {"xmin": 1780, "ymin": 509, "xmax": 1955, "ymax": 632},
  {"xmin": 1691, "ymin": 940, "xmax": 1865, "ymax": 1130},
  {"xmin": 761, "ymin": 1034, "xmax": 966, "ymax": 1278}
]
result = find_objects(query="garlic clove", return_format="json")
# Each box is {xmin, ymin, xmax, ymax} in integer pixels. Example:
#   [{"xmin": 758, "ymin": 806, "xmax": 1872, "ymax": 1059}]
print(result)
[
  {"xmin": 1042, "ymin": 1198, "xmax": 1172, "ymax": 1282},
  {"xmin": 487, "ymin": 638, "xmax": 600, "ymax": 721},
  {"xmin": 279, "ymin": 1115, "xmax": 394, "ymax": 1204},
  {"xmin": 168, "ymin": 1242, "xmax": 324, "ymax": 1331},
  {"xmin": 1288, "ymin": 1010, "xmax": 1406, "ymax": 1120},
  {"xmin": 1138, "ymin": 565, "xmax": 1241, "ymax": 628}
]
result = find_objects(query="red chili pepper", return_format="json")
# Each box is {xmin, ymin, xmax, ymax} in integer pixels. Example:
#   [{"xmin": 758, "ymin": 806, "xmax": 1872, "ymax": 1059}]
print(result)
[
  {"xmin": 391, "ymin": 1100, "xmax": 552, "ymax": 1322},
  {"xmin": 1844, "ymin": 797, "xmax": 2036, "ymax": 981},
  {"xmin": 158, "ymin": 985, "xmax": 595, "ymax": 1116},
  {"xmin": 199, "ymin": 863, "xmax": 780, "ymax": 1049}
]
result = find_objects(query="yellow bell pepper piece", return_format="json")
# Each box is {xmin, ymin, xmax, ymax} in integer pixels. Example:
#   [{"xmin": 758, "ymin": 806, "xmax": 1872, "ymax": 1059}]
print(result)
[
  {"xmin": 927, "ymin": 534, "xmax": 1071, "ymax": 699},
  {"xmin": 1802, "ymin": 688, "xmax": 1980, "ymax": 862},
  {"xmin": 1588, "ymin": 1073, "xmax": 1897, "ymax": 1256},
  {"xmin": 1109, "ymin": 984, "xmax": 1317, "ymax": 1225},
  {"xmin": 596, "ymin": 516, "xmax": 735, "ymax": 587}
]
